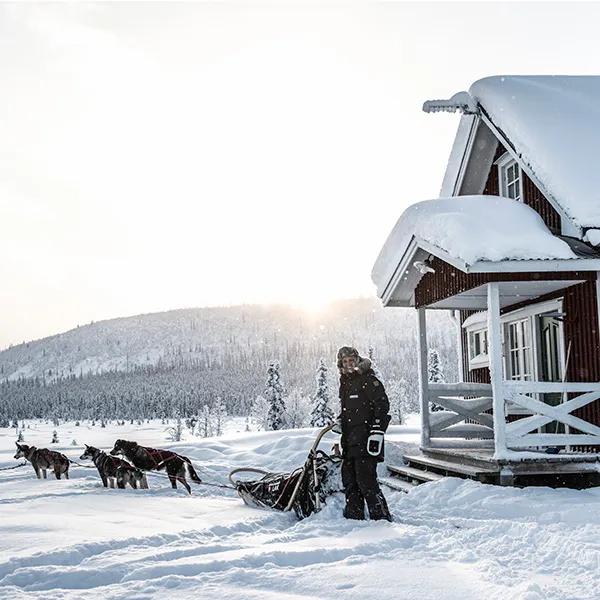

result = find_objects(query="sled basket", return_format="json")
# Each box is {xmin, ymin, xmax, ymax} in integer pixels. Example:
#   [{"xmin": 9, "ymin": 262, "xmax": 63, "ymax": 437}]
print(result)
[{"xmin": 229, "ymin": 425, "xmax": 342, "ymax": 520}]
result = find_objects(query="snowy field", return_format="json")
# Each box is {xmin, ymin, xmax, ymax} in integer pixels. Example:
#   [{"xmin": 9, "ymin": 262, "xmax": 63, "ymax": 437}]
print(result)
[{"xmin": 0, "ymin": 420, "xmax": 599, "ymax": 600}]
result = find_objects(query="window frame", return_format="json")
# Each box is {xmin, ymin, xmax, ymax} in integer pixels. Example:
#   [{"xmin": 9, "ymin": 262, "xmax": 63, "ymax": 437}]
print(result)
[
  {"xmin": 466, "ymin": 326, "xmax": 489, "ymax": 370},
  {"xmin": 496, "ymin": 152, "xmax": 523, "ymax": 202}
]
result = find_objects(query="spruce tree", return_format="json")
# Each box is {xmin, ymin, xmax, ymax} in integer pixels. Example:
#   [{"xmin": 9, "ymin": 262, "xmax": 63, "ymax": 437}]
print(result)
[
  {"xmin": 368, "ymin": 346, "xmax": 384, "ymax": 381},
  {"xmin": 51, "ymin": 430, "xmax": 59, "ymax": 444},
  {"xmin": 265, "ymin": 361, "xmax": 286, "ymax": 430},
  {"xmin": 428, "ymin": 348, "xmax": 445, "ymax": 412},
  {"xmin": 428, "ymin": 348, "xmax": 444, "ymax": 383},
  {"xmin": 310, "ymin": 359, "xmax": 334, "ymax": 427}
]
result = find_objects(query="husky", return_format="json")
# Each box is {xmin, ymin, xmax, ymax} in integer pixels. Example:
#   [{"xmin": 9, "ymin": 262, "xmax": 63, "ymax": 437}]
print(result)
[
  {"xmin": 80, "ymin": 445, "xmax": 148, "ymax": 489},
  {"xmin": 110, "ymin": 439, "xmax": 201, "ymax": 494},
  {"xmin": 14, "ymin": 443, "xmax": 69, "ymax": 480}
]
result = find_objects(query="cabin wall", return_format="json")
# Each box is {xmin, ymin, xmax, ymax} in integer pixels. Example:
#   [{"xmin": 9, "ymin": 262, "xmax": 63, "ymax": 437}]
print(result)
[
  {"xmin": 480, "ymin": 142, "xmax": 562, "ymax": 233},
  {"xmin": 455, "ymin": 279, "xmax": 600, "ymax": 431}
]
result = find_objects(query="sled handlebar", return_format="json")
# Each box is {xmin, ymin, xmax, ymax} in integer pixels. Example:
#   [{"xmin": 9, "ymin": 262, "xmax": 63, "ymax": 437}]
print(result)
[{"xmin": 228, "ymin": 467, "xmax": 271, "ymax": 487}]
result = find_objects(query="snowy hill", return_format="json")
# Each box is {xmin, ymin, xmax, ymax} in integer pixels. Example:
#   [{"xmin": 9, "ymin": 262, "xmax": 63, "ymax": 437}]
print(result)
[
  {"xmin": 0, "ymin": 299, "xmax": 455, "ymax": 382},
  {"xmin": 0, "ymin": 300, "xmax": 457, "ymax": 421}
]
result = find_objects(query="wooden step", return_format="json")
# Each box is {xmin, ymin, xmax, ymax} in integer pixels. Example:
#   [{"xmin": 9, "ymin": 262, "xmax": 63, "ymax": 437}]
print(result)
[
  {"xmin": 387, "ymin": 464, "xmax": 444, "ymax": 484},
  {"xmin": 403, "ymin": 454, "xmax": 498, "ymax": 478},
  {"xmin": 378, "ymin": 476, "xmax": 415, "ymax": 493},
  {"xmin": 422, "ymin": 447, "xmax": 498, "ymax": 469}
]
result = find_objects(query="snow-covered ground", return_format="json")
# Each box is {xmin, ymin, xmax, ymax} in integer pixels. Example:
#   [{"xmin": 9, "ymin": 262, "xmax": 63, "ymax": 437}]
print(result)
[{"xmin": 0, "ymin": 420, "xmax": 599, "ymax": 600}]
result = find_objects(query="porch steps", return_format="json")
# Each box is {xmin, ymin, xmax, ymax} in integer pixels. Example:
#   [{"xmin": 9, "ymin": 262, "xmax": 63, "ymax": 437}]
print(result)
[
  {"xmin": 378, "ymin": 476, "xmax": 416, "ymax": 493},
  {"xmin": 387, "ymin": 464, "xmax": 445, "ymax": 485},
  {"xmin": 386, "ymin": 453, "xmax": 500, "ymax": 487},
  {"xmin": 422, "ymin": 447, "xmax": 499, "ymax": 470},
  {"xmin": 403, "ymin": 454, "xmax": 499, "ymax": 479}
]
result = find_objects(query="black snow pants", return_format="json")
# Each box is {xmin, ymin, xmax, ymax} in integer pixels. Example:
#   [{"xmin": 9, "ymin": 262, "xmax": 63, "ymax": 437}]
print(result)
[{"xmin": 341, "ymin": 454, "xmax": 391, "ymax": 521}]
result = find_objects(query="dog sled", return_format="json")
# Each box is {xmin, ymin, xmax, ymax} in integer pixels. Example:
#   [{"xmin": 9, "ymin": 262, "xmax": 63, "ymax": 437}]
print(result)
[{"xmin": 228, "ymin": 424, "xmax": 342, "ymax": 520}]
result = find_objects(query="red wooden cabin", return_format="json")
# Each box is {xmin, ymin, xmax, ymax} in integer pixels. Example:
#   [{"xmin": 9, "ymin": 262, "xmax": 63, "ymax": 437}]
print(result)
[{"xmin": 373, "ymin": 76, "xmax": 600, "ymax": 486}]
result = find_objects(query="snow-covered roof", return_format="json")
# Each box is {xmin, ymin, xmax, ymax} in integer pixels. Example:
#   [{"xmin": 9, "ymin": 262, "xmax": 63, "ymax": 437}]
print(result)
[
  {"xmin": 461, "ymin": 311, "xmax": 487, "ymax": 329},
  {"xmin": 469, "ymin": 76, "xmax": 600, "ymax": 229},
  {"xmin": 371, "ymin": 195, "xmax": 577, "ymax": 298}
]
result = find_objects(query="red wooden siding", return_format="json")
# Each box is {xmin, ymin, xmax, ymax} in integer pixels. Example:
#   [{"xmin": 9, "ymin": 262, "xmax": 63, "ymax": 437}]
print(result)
[
  {"xmin": 456, "ymin": 280, "xmax": 600, "ymax": 431},
  {"xmin": 480, "ymin": 142, "xmax": 561, "ymax": 233},
  {"xmin": 414, "ymin": 256, "xmax": 592, "ymax": 309}
]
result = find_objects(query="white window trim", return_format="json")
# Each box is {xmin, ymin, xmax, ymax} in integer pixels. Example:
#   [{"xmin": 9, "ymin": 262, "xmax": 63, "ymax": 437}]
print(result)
[
  {"xmin": 496, "ymin": 152, "xmax": 523, "ymax": 202},
  {"xmin": 465, "ymin": 298, "xmax": 563, "ymax": 373},
  {"xmin": 466, "ymin": 325, "xmax": 489, "ymax": 370}
]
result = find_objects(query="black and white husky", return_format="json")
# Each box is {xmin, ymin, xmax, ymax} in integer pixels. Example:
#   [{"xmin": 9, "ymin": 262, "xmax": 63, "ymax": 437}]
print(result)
[
  {"xmin": 80, "ymin": 445, "xmax": 148, "ymax": 489},
  {"xmin": 14, "ymin": 443, "xmax": 70, "ymax": 480}
]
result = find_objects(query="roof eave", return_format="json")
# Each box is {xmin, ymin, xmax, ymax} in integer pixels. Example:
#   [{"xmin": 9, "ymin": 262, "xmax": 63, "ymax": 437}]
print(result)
[{"xmin": 467, "ymin": 258, "xmax": 600, "ymax": 273}]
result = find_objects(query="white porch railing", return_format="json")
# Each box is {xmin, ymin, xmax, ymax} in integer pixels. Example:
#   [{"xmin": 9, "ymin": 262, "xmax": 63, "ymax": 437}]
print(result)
[
  {"xmin": 504, "ymin": 381, "xmax": 600, "ymax": 449},
  {"xmin": 417, "ymin": 280, "xmax": 600, "ymax": 457},
  {"xmin": 427, "ymin": 383, "xmax": 494, "ymax": 448},
  {"xmin": 420, "ymin": 380, "xmax": 600, "ymax": 453}
]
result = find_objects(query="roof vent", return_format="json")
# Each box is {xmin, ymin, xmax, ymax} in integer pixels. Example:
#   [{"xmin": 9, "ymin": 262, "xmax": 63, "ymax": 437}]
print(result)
[{"xmin": 423, "ymin": 91, "xmax": 479, "ymax": 115}]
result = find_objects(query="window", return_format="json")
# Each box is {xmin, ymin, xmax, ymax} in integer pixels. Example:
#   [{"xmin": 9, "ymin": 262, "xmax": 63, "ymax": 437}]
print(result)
[
  {"xmin": 467, "ymin": 328, "xmax": 488, "ymax": 369},
  {"xmin": 497, "ymin": 153, "xmax": 522, "ymax": 202},
  {"xmin": 504, "ymin": 318, "xmax": 533, "ymax": 381}
]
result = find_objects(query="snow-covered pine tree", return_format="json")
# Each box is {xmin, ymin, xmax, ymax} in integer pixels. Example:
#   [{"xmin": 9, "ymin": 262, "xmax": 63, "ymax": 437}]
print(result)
[
  {"xmin": 310, "ymin": 359, "xmax": 334, "ymax": 427},
  {"xmin": 198, "ymin": 405, "xmax": 212, "ymax": 438},
  {"xmin": 213, "ymin": 399, "xmax": 227, "ymax": 436},
  {"xmin": 285, "ymin": 388, "xmax": 310, "ymax": 429},
  {"xmin": 17, "ymin": 429, "xmax": 24, "ymax": 442},
  {"xmin": 386, "ymin": 377, "xmax": 412, "ymax": 424},
  {"xmin": 250, "ymin": 395, "xmax": 270, "ymax": 431},
  {"xmin": 51, "ymin": 430, "xmax": 59, "ymax": 444},
  {"xmin": 428, "ymin": 348, "xmax": 445, "ymax": 412},
  {"xmin": 428, "ymin": 348, "xmax": 444, "ymax": 383},
  {"xmin": 367, "ymin": 346, "xmax": 384, "ymax": 382},
  {"xmin": 265, "ymin": 361, "xmax": 286, "ymax": 431},
  {"xmin": 166, "ymin": 415, "xmax": 183, "ymax": 441}
]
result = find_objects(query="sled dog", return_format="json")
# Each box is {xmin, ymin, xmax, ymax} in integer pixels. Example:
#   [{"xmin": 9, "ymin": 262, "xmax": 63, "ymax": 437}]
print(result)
[
  {"xmin": 14, "ymin": 443, "xmax": 70, "ymax": 480},
  {"xmin": 110, "ymin": 439, "xmax": 201, "ymax": 494},
  {"xmin": 80, "ymin": 445, "xmax": 148, "ymax": 489}
]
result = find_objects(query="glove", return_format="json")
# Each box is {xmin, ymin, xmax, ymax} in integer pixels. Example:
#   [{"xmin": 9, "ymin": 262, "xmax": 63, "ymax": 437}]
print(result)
[
  {"xmin": 331, "ymin": 417, "xmax": 342, "ymax": 434},
  {"xmin": 367, "ymin": 430, "xmax": 384, "ymax": 457}
]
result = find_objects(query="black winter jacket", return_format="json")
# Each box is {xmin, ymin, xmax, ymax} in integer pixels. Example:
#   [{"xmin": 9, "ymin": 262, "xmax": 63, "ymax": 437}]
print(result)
[{"xmin": 338, "ymin": 366, "xmax": 390, "ymax": 461}]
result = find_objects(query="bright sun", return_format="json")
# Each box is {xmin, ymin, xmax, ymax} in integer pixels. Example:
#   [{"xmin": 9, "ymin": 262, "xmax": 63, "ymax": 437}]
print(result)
[{"xmin": 292, "ymin": 294, "xmax": 332, "ymax": 314}]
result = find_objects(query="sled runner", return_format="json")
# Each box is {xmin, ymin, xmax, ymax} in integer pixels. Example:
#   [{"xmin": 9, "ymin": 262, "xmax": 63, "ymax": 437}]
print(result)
[{"xmin": 228, "ymin": 424, "xmax": 342, "ymax": 520}]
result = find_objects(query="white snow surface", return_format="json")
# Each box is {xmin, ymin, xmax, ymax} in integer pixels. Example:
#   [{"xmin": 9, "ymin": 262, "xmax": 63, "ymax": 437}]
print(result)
[
  {"xmin": 1, "ymin": 420, "xmax": 599, "ymax": 600},
  {"xmin": 372, "ymin": 195, "xmax": 575, "ymax": 296},
  {"xmin": 470, "ymin": 75, "xmax": 600, "ymax": 228},
  {"xmin": 461, "ymin": 311, "xmax": 487, "ymax": 329},
  {"xmin": 584, "ymin": 229, "xmax": 600, "ymax": 247}
]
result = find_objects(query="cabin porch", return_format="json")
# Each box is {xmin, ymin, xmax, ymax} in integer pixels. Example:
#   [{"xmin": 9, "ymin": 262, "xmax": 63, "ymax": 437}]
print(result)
[{"xmin": 387, "ymin": 279, "xmax": 600, "ymax": 489}]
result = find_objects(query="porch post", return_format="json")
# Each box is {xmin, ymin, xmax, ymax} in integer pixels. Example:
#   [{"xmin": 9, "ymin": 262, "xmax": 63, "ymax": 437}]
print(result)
[
  {"xmin": 596, "ymin": 272, "xmax": 600, "ymax": 350},
  {"xmin": 487, "ymin": 282, "xmax": 507, "ymax": 457},
  {"xmin": 417, "ymin": 307, "xmax": 431, "ymax": 448}
]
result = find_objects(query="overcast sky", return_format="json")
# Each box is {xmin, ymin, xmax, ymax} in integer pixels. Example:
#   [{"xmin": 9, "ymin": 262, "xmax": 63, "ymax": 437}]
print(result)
[{"xmin": 2, "ymin": 2, "xmax": 600, "ymax": 347}]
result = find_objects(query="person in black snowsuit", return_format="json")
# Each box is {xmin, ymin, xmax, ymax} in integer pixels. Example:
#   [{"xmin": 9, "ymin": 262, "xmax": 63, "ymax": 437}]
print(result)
[{"xmin": 334, "ymin": 346, "xmax": 392, "ymax": 522}]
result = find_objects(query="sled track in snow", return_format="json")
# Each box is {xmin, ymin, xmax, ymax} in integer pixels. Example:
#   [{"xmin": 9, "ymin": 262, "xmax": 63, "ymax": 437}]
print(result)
[{"xmin": 1, "ymin": 427, "xmax": 600, "ymax": 600}]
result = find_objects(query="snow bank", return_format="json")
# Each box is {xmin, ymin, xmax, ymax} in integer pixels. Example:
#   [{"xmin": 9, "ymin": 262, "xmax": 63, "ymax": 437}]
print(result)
[
  {"xmin": 470, "ymin": 75, "xmax": 600, "ymax": 228},
  {"xmin": 372, "ymin": 195, "xmax": 575, "ymax": 296}
]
